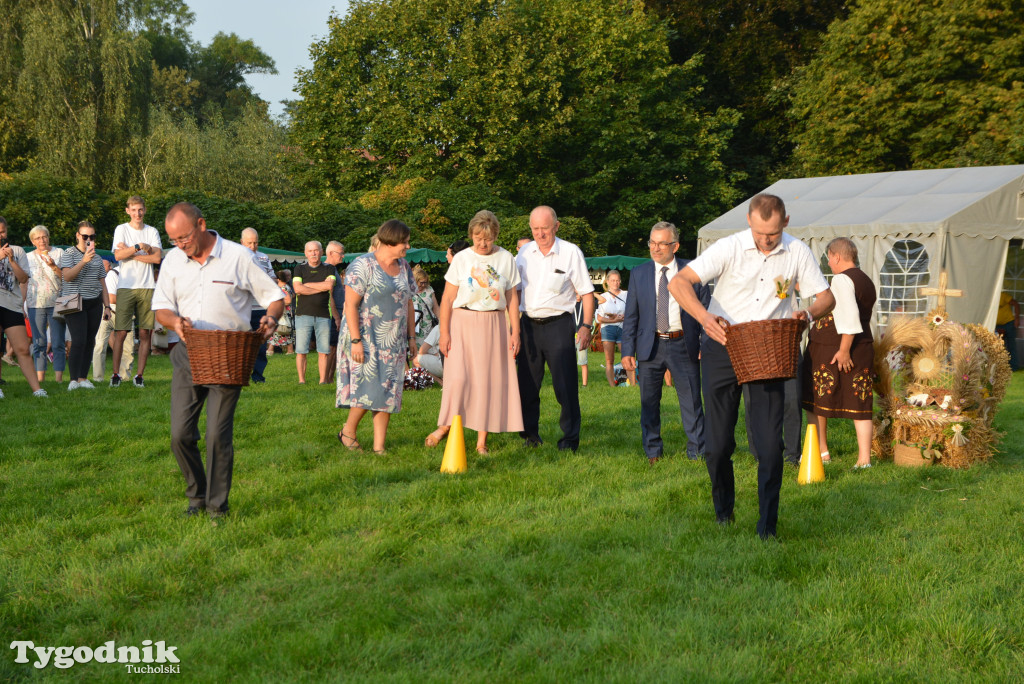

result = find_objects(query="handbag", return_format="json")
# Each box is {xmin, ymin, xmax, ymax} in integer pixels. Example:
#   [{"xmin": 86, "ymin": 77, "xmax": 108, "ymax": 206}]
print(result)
[
  {"xmin": 55, "ymin": 293, "xmax": 82, "ymax": 316},
  {"xmin": 276, "ymin": 309, "xmax": 293, "ymax": 335}
]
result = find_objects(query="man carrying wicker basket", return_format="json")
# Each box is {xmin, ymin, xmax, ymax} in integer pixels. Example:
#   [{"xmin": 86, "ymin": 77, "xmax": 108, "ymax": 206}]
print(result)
[
  {"xmin": 668, "ymin": 194, "xmax": 834, "ymax": 540},
  {"xmin": 154, "ymin": 203, "xmax": 284, "ymax": 520}
]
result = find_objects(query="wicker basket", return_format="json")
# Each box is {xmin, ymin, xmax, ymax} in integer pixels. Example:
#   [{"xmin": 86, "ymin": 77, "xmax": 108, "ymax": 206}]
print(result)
[
  {"xmin": 183, "ymin": 328, "xmax": 263, "ymax": 386},
  {"xmin": 721, "ymin": 317, "xmax": 805, "ymax": 384}
]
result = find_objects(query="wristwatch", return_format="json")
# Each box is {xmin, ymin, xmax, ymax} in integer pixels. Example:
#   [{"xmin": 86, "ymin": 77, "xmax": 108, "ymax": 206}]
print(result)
[
  {"xmin": 351, "ymin": 338, "xmax": 362, "ymax": 344},
  {"xmin": 134, "ymin": 243, "xmax": 140, "ymax": 252},
  {"xmin": 577, "ymin": 322, "xmax": 592, "ymax": 330}
]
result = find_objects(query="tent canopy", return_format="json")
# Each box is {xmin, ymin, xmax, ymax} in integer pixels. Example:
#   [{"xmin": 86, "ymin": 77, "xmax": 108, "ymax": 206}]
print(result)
[{"xmin": 698, "ymin": 165, "xmax": 1024, "ymax": 332}]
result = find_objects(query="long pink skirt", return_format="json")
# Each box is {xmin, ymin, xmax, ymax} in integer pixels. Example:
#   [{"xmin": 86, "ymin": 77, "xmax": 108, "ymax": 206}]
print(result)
[{"xmin": 437, "ymin": 308, "xmax": 524, "ymax": 433}]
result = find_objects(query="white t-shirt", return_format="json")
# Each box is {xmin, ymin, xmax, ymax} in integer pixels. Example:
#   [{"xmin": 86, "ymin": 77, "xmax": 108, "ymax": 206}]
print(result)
[
  {"xmin": 112, "ymin": 223, "xmax": 162, "ymax": 290},
  {"xmin": 445, "ymin": 247, "xmax": 521, "ymax": 311},
  {"xmin": 597, "ymin": 289, "xmax": 627, "ymax": 327}
]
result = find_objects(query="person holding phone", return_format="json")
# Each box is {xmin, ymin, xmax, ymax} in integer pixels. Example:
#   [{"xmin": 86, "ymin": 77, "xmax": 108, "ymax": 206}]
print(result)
[
  {"xmin": 59, "ymin": 221, "xmax": 110, "ymax": 390},
  {"xmin": 0, "ymin": 216, "xmax": 48, "ymax": 398}
]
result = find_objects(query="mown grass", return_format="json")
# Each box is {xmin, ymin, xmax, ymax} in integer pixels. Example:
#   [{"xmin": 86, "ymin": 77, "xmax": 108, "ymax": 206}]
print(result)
[{"xmin": 2, "ymin": 352, "xmax": 1023, "ymax": 682}]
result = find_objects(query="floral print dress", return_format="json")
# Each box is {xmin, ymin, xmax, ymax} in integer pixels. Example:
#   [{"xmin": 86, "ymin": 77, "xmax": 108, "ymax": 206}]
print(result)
[{"xmin": 336, "ymin": 253, "xmax": 415, "ymax": 413}]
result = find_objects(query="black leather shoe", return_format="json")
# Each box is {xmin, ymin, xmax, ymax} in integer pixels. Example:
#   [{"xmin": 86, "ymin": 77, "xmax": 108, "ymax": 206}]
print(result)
[
  {"xmin": 557, "ymin": 444, "xmax": 578, "ymax": 452},
  {"xmin": 183, "ymin": 506, "xmax": 201, "ymax": 518},
  {"xmin": 208, "ymin": 509, "xmax": 229, "ymax": 520},
  {"xmin": 716, "ymin": 514, "xmax": 735, "ymax": 526},
  {"xmin": 688, "ymin": 453, "xmax": 704, "ymax": 461},
  {"xmin": 648, "ymin": 456, "xmax": 662, "ymax": 465},
  {"xmin": 522, "ymin": 436, "xmax": 543, "ymax": 448}
]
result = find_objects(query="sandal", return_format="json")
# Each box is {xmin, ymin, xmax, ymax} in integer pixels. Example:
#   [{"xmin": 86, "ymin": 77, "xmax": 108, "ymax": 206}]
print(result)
[
  {"xmin": 820, "ymin": 450, "xmax": 831, "ymax": 464},
  {"xmin": 476, "ymin": 446, "xmax": 490, "ymax": 455},
  {"xmin": 373, "ymin": 448, "xmax": 387, "ymax": 455},
  {"xmin": 337, "ymin": 431, "xmax": 361, "ymax": 451},
  {"xmin": 424, "ymin": 428, "xmax": 449, "ymax": 447}
]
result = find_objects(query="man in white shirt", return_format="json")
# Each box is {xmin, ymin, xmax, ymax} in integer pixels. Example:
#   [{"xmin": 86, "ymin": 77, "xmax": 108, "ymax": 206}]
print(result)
[
  {"xmin": 109, "ymin": 195, "xmax": 162, "ymax": 388},
  {"xmin": 91, "ymin": 258, "xmax": 134, "ymax": 382},
  {"xmin": 154, "ymin": 203, "xmax": 284, "ymax": 520},
  {"xmin": 240, "ymin": 227, "xmax": 276, "ymax": 384},
  {"xmin": 515, "ymin": 205, "xmax": 594, "ymax": 451},
  {"xmin": 669, "ymin": 193, "xmax": 834, "ymax": 539}
]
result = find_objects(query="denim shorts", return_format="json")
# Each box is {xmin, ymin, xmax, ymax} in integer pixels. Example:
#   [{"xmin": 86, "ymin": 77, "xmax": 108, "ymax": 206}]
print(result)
[
  {"xmin": 601, "ymin": 324, "xmax": 623, "ymax": 343},
  {"xmin": 294, "ymin": 315, "xmax": 331, "ymax": 354}
]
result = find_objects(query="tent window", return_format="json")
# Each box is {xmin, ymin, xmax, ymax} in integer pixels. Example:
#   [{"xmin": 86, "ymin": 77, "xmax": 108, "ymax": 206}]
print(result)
[
  {"xmin": 1004, "ymin": 240, "xmax": 1024, "ymax": 336},
  {"xmin": 877, "ymin": 240, "xmax": 930, "ymax": 334}
]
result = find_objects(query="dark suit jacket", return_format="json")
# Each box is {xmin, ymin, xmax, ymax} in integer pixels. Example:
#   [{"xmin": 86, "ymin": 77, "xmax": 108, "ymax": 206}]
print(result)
[{"xmin": 621, "ymin": 258, "xmax": 710, "ymax": 364}]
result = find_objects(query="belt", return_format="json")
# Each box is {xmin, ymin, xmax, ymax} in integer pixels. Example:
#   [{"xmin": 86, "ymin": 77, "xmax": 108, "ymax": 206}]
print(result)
[
  {"xmin": 656, "ymin": 330, "xmax": 685, "ymax": 339},
  {"xmin": 526, "ymin": 312, "xmax": 571, "ymax": 324}
]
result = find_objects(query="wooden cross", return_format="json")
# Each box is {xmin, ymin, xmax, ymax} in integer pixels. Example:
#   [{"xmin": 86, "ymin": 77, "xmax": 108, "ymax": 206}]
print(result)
[{"xmin": 921, "ymin": 270, "xmax": 963, "ymax": 314}]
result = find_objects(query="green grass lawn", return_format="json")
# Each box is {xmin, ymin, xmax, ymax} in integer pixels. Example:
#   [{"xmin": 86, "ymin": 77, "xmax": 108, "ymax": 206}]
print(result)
[{"xmin": 2, "ymin": 351, "xmax": 1023, "ymax": 682}]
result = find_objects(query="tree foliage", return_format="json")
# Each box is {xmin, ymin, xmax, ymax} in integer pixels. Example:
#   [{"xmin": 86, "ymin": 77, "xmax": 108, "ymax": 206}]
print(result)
[
  {"xmin": 293, "ymin": 0, "xmax": 739, "ymax": 253},
  {"xmin": 648, "ymin": 0, "xmax": 847, "ymax": 194},
  {"xmin": 789, "ymin": 0, "xmax": 1024, "ymax": 175}
]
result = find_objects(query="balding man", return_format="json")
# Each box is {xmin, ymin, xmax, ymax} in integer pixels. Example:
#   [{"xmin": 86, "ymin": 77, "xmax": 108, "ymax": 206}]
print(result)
[
  {"xmin": 292, "ymin": 240, "xmax": 337, "ymax": 384},
  {"xmin": 515, "ymin": 206, "xmax": 594, "ymax": 451},
  {"xmin": 241, "ymin": 228, "xmax": 276, "ymax": 383},
  {"xmin": 154, "ymin": 203, "xmax": 283, "ymax": 519}
]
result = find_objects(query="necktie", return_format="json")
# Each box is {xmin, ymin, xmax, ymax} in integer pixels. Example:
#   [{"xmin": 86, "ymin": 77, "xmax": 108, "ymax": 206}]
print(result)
[{"xmin": 657, "ymin": 266, "xmax": 669, "ymax": 332}]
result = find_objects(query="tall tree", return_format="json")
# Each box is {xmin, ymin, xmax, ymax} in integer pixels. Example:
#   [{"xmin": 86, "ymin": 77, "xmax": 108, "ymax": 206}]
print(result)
[
  {"xmin": 789, "ymin": 0, "xmax": 1024, "ymax": 175},
  {"xmin": 293, "ymin": 0, "xmax": 740, "ymax": 251},
  {"xmin": 648, "ymin": 0, "xmax": 847, "ymax": 193},
  {"xmin": 13, "ymin": 0, "xmax": 151, "ymax": 189}
]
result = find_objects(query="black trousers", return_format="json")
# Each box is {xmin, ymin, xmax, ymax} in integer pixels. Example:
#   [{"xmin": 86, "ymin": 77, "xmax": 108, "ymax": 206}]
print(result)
[
  {"xmin": 169, "ymin": 342, "xmax": 242, "ymax": 512},
  {"xmin": 250, "ymin": 309, "xmax": 268, "ymax": 382},
  {"xmin": 517, "ymin": 312, "xmax": 580, "ymax": 450},
  {"xmin": 701, "ymin": 338, "xmax": 785, "ymax": 537},
  {"xmin": 64, "ymin": 296, "xmax": 103, "ymax": 379}
]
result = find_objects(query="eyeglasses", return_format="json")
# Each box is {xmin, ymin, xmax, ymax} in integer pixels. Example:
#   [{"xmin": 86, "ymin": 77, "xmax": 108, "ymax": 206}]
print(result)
[
  {"xmin": 648, "ymin": 240, "xmax": 678, "ymax": 248},
  {"xmin": 169, "ymin": 228, "xmax": 199, "ymax": 247},
  {"xmin": 80, "ymin": 233, "xmax": 96, "ymax": 240}
]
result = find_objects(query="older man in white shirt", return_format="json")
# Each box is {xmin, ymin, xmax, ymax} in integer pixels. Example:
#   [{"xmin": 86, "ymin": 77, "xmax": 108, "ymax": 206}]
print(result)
[
  {"xmin": 515, "ymin": 205, "xmax": 594, "ymax": 452},
  {"xmin": 154, "ymin": 203, "xmax": 283, "ymax": 520},
  {"xmin": 669, "ymin": 193, "xmax": 834, "ymax": 540}
]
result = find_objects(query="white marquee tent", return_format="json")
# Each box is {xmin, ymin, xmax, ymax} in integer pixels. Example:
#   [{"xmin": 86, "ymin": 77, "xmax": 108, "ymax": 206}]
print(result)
[{"xmin": 698, "ymin": 165, "xmax": 1024, "ymax": 338}]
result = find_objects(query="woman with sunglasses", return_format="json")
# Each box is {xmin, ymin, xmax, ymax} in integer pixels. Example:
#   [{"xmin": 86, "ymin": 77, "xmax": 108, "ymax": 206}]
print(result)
[{"xmin": 59, "ymin": 221, "xmax": 110, "ymax": 390}]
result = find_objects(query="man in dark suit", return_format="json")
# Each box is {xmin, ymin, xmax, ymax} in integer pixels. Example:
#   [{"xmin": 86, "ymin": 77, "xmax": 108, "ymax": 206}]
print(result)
[{"xmin": 622, "ymin": 221, "xmax": 710, "ymax": 464}]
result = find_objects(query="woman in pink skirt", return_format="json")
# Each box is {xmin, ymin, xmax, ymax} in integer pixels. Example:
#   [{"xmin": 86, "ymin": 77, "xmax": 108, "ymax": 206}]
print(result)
[{"xmin": 424, "ymin": 210, "xmax": 523, "ymax": 454}]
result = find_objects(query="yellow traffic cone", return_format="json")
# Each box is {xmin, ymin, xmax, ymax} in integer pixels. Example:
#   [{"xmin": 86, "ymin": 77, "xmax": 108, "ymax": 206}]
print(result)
[
  {"xmin": 797, "ymin": 423, "xmax": 825, "ymax": 484},
  {"xmin": 439, "ymin": 415, "xmax": 467, "ymax": 473}
]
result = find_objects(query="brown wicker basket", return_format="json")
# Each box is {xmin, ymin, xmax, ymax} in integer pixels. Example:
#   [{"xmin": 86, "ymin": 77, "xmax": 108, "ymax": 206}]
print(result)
[
  {"xmin": 893, "ymin": 442, "xmax": 935, "ymax": 468},
  {"xmin": 183, "ymin": 328, "xmax": 263, "ymax": 386},
  {"xmin": 720, "ymin": 317, "xmax": 805, "ymax": 384}
]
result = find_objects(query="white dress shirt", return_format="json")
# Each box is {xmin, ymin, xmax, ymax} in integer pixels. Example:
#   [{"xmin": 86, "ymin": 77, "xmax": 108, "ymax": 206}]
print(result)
[
  {"xmin": 516, "ymin": 238, "xmax": 594, "ymax": 318},
  {"xmin": 689, "ymin": 229, "xmax": 828, "ymax": 324},
  {"xmin": 152, "ymin": 232, "xmax": 284, "ymax": 332},
  {"xmin": 652, "ymin": 259, "xmax": 683, "ymax": 332}
]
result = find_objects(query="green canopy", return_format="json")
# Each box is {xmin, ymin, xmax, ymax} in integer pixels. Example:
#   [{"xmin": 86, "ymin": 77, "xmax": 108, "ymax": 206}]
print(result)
[{"xmin": 584, "ymin": 255, "xmax": 646, "ymax": 270}]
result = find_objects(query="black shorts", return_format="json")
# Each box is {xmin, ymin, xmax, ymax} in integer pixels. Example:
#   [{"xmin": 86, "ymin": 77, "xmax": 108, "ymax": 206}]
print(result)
[
  {"xmin": 329, "ymin": 317, "xmax": 339, "ymax": 348},
  {"xmin": 0, "ymin": 305, "xmax": 26, "ymax": 331}
]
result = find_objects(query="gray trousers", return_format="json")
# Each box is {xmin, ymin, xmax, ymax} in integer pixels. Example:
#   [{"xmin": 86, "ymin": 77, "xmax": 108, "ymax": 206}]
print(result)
[{"xmin": 170, "ymin": 342, "xmax": 241, "ymax": 512}]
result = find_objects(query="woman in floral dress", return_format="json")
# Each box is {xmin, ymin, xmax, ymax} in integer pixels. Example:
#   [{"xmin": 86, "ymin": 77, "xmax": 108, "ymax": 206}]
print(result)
[
  {"xmin": 336, "ymin": 220, "xmax": 417, "ymax": 454},
  {"xmin": 268, "ymin": 269, "xmax": 294, "ymax": 354}
]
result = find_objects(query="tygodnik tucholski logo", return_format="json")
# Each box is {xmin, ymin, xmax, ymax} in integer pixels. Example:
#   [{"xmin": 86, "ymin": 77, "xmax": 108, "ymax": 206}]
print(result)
[{"xmin": 10, "ymin": 640, "xmax": 180, "ymax": 672}]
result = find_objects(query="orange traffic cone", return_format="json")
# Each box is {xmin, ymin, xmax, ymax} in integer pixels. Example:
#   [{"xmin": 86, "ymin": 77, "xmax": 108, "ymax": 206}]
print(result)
[
  {"xmin": 439, "ymin": 415, "xmax": 467, "ymax": 473},
  {"xmin": 797, "ymin": 423, "xmax": 825, "ymax": 484}
]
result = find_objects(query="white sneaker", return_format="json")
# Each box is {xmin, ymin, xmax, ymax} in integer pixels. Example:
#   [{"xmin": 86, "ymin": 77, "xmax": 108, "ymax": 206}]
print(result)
[
  {"xmin": 68, "ymin": 380, "xmax": 81, "ymax": 391},
  {"xmin": 78, "ymin": 380, "xmax": 95, "ymax": 389},
  {"xmin": 0, "ymin": 388, "xmax": 5, "ymax": 399},
  {"xmin": 33, "ymin": 389, "xmax": 47, "ymax": 397}
]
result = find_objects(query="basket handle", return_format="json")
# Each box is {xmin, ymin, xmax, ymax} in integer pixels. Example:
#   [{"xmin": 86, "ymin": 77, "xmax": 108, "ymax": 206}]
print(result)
[{"xmin": 715, "ymin": 316, "xmax": 730, "ymax": 339}]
